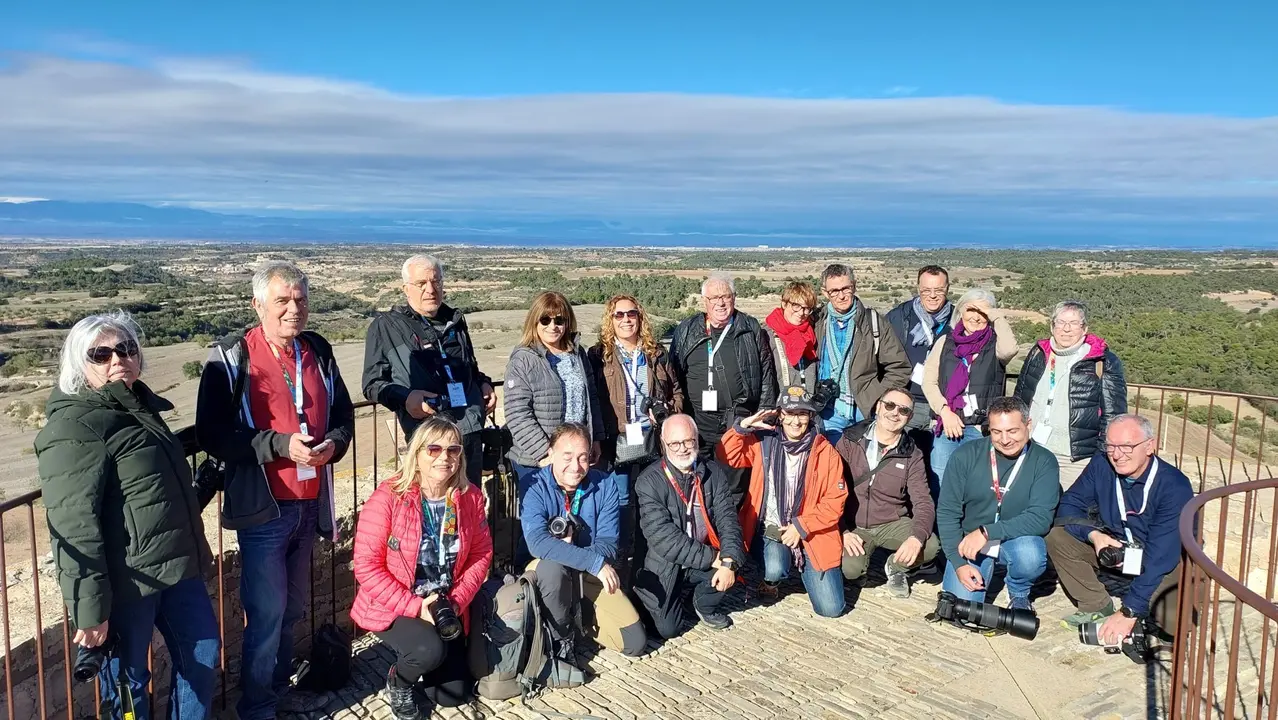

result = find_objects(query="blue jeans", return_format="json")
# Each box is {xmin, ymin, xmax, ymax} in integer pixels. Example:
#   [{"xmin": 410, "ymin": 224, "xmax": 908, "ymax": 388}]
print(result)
[
  {"xmin": 237, "ymin": 500, "xmax": 319, "ymax": 720},
  {"xmin": 99, "ymin": 576, "xmax": 220, "ymax": 720},
  {"xmin": 941, "ymin": 535, "xmax": 1047, "ymax": 604},
  {"xmin": 930, "ymin": 425, "xmax": 984, "ymax": 486},
  {"xmin": 758, "ymin": 536, "xmax": 845, "ymax": 617}
]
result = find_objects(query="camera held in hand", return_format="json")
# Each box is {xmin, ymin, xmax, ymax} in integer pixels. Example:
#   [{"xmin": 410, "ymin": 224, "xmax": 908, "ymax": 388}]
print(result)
[
  {"xmin": 810, "ymin": 379, "xmax": 840, "ymax": 411},
  {"xmin": 73, "ymin": 637, "xmax": 116, "ymax": 683},
  {"xmin": 549, "ymin": 514, "xmax": 579, "ymax": 540},
  {"xmin": 428, "ymin": 596, "xmax": 463, "ymax": 642},
  {"xmin": 639, "ymin": 396, "xmax": 674, "ymax": 423},
  {"xmin": 1079, "ymin": 616, "xmax": 1155, "ymax": 664},
  {"xmin": 931, "ymin": 591, "xmax": 1039, "ymax": 641}
]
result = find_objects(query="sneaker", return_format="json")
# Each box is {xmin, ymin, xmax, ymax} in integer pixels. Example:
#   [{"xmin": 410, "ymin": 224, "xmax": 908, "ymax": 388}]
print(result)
[
  {"xmin": 1009, "ymin": 596, "xmax": 1035, "ymax": 613},
  {"xmin": 1061, "ymin": 602, "xmax": 1116, "ymax": 629},
  {"xmin": 277, "ymin": 688, "xmax": 334, "ymax": 716},
  {"xmin": 755, "ymin": 581, "xmax": 781, "ymax": 603},
  {"xmin": 909, "ymin": 560, "xmax": 940, "ymax": 578},
  {"xmin": 382, "ymin": 666, "xmax": 421, "ymax": 720},
  {"xmin": 695, "ymin": 606, "xmax": 733, "ymax": 631},
  {"xmin": 884, "ymin": 560, "xmax": 910, "ymax": 599}
]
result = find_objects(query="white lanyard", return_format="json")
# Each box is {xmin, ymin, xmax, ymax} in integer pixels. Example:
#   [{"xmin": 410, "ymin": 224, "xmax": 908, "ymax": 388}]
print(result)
[
  {"xmin": 706, "ymin": 317, "xmax": 734, "ymax": 388},
  {"xmin": 268, "ymin": 339, "xmax": 305, "ymax": 420},
  {"xmin": 421, "ymin": 319, "xmax": 457, "ymax": 382},
  {"xmin": 618, "ymin": 345, "xmax": 644, "ymax": 424},
  {"xmin": 989, "ymin": 445, "xmax": 1028, "ymax": 521},
  {"xmin": 1114, "ymin": 459, "xmax": 1158, "ymax": 544}
]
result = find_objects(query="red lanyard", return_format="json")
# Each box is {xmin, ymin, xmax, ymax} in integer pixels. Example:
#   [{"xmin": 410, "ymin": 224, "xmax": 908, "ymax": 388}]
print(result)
[
  {"xmin": 662, "ymin": 462, "xmax": 721, "ymax": 549},
  {"xmin": 988, "ymin": 444, "xmax": 1028, "ymax": 517}
]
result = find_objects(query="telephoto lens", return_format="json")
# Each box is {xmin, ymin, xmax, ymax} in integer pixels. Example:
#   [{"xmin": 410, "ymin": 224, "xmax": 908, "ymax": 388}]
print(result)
[
  {"xmin": 932, "ymin": 591, "xmax": 1040, "ymax": 640},
  {"xmin": 431, "ymin": 599, "xmax": 463, "ymax": 642}
]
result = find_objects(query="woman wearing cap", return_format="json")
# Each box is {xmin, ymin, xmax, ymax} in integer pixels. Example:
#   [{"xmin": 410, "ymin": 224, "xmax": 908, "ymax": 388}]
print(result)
[
  {"xmin": 504, "ymin": 291, "xmax": 605, "ymax": 491},
  {"xmin": 922, "ymin": 288, "xmax": 1019, "ymax": 484},
  {"xmin": 763, "ymin": 281, "xmax": 819, "ymax": 396},
  {"xmin": 716, "ymin": 385, "xmax": 848, "ymax": 617}
]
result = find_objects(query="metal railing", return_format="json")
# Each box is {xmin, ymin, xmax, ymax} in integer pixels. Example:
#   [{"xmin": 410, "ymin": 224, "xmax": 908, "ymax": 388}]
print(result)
[{"xmin": 1, "ymin": 379, "xmax": 1275, "ymax": 718}]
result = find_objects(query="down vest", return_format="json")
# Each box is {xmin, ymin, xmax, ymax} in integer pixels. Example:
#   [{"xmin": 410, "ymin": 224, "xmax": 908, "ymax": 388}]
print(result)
[
  {"xmin": 1012, "ymin": 334, "xmax": 1128, "ymax": 462},
  {"xmin": 35, "ymin": 381, "xmax": 210, "ymax": 629},
  {"xmin": 503, "ymin": 340, "xmax": 605, "ymax": 466}
]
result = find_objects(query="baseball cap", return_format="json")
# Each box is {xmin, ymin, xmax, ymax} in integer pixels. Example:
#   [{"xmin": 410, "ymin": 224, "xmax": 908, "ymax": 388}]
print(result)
[{"xmin": 777, "ymin": 385, "xmax": 819, "ymax": 413}]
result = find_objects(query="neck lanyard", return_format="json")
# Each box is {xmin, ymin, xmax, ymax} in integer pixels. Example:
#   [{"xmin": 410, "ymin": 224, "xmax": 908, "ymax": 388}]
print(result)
[
  {"xmin": 1044, "ymin": 352, "xmax": 1061, "ymax": 412},
  {"xmin": 561, "ymin": 486, "xmax": 583, "ymax": 516},
  {"xmin": 705, "ymin": 315, "xmax": 734, "ymax": 388},
  {"xmin": 989, "ymin": 444, "xmax": 1029, "ymax": 521},
  {"xmin": 617, "ymin": 344, "xmax": 645, "ymax": 423},
  {"xmin": 421, "ymin": 494, "xmax": 450, "ymax": 567},
  {"xmin": 1115, "ymin": 459, "xmax": 1159, "ymax": 544},
  {"xmin": 661, "ymin": 462, "xmax": 721, "ymax": 549},
  {"xmin": 267, "ymin": 338, "xmax": 305, "ymax": 422},
  {"xmin": 415, "ymin": 317, "xmax": 457, "ymax": 383}
]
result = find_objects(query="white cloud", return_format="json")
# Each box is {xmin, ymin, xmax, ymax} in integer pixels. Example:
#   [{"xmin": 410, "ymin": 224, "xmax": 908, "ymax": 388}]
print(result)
[{"xmin": 0, "ymin": 53, "xmax": 1275, "ymax": 225}]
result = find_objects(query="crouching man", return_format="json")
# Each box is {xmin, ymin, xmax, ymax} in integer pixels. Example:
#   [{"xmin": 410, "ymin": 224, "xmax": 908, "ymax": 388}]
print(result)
[
  {"xmin": 1048, "ymin": 414, "xmax": 1193, "ymax": 644},
  {"xmin": 521, "ymin": 423, "xmax": 648, "ymax": 657}
]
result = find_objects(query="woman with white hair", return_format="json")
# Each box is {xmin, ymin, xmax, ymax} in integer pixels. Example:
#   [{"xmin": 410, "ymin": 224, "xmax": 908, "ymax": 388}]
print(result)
[
  {"xmin": 922, "ymin": 289, "xmax": 1019, "ymax": 484},
  {"xmin": 35, "ymin": 311, "xmax": 219, "ymax": 719}
]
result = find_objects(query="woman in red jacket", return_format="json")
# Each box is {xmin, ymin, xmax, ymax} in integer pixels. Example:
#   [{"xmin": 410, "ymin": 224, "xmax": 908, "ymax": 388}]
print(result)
[{"xmin": 351, "ymin": 416, "xmax": 493, "ymax": 720}]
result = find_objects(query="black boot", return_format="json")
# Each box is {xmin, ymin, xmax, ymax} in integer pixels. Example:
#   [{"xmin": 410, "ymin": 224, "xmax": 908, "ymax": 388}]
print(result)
[{"xmin": 385, "ymin": 665, "xmax": 422, "ymax": 720}]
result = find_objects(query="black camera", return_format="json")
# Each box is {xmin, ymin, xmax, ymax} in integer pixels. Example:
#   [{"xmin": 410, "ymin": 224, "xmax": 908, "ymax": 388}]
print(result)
[
  {"xmin": 428, "ymin": 597, "xmax": 463, "ymax": 642},
  {"xmin": 932, "ymin": 591, "xmax": 1039, "ymax": 641},
  {"xmin": 73, "ymin": 638, "xmax": 115, "ymax": 683},
  {"xmin": 1079, "ymin": 616, "xmax": 1154, "ymax": 663},
  {"xmin": 810, "ymin": 379, "xmax": 839, "ymax": 411},
  {"xmin": 549, "ymin": 515, "xmax": 578, "ymax": 540},
  {"xmin": 639, "ymin": 396, "xmax": 674, "ymax": 423}
]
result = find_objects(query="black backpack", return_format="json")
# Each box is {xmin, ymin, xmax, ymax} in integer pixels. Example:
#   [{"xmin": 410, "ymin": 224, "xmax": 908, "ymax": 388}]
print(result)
[{"xmin": 293, "ymin": 622, "xmax": 351, "ymax": 692}]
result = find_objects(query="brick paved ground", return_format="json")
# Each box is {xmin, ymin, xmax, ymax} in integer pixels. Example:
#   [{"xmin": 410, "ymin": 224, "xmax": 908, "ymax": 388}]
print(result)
[{"xmin": 218, "ymin": 566, "xmax": 1170, "ymax": 720}]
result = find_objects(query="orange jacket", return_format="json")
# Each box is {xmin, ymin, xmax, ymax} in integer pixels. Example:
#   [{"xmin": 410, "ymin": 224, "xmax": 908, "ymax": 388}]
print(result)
[{"xmin": 717, "ymin": 425, "xmax": 848, "ymax": 573}]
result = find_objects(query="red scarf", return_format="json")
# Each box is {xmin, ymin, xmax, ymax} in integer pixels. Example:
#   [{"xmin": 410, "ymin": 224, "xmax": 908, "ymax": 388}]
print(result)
[{"xmin": 765, "ymin": 307, "xmax": 817, "ymax": 367}]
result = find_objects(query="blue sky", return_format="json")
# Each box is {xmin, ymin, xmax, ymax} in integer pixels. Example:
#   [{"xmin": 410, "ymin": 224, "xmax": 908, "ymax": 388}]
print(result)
[{"xmin": 0, "ymin": 2, "xmax": 1276, "ymax": 241}]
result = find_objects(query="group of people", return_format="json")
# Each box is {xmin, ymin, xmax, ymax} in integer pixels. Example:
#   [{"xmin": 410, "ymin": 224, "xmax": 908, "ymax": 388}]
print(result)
[{"xmin": 33, "ymin": 255, "xmax": 1193, "ymax": 720}]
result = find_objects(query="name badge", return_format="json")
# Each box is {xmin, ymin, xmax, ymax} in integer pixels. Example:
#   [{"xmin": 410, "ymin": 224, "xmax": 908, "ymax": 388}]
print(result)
[
  {"xmin": 297, "ymin": 464, "xmax": 317, "ymax": 482},
  {"xmin": 910, "ymin": 363, "xmax": 925, "ymax": 386},
  {"xmin": 981, "ymin": 538, "xmax": 1001, "ymax": 558},
  {"xmin": 446, "ymin": 382, "xmax": 468, "ymax": 408},
  {"xmin": 963, "ymin": 393, "xmax": 978, "ymax": 418},
  {"xmin": 625, "ymin": 422, "xmax": 645, "ymax": 446},
  {"xmin": 701, "ymin": 389, "xmax": 719, "ymax": 412},
  {"xmin": 1122, "ymin": 546, "xmax": 1144, "ymax": 576},
  {"xmin": 1031, "ymin": 423, "xmax": 1053, "ymax": 445}
]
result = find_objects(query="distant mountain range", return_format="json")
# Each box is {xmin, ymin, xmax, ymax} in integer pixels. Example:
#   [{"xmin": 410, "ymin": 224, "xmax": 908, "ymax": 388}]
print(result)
[{"xmin": 0, "ymin": 199, "xmax": 1273, "ymax": 250}]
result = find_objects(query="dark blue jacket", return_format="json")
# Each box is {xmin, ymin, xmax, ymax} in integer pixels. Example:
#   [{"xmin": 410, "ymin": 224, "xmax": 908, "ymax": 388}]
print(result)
[
  {"xmin": 885, "ymin": 298, "xmax": 951, "ymax": 404},
  {"xmin": 521, "ymin": 465, "xmax": 620, "ymax": 575},
  {"xmin": 1058, "ymin": 454, "xmax": 1193, "ymax": 616}
]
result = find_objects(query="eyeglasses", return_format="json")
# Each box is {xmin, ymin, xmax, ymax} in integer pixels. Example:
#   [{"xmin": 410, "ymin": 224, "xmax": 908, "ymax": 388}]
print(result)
[
  {"xmin": 612, "ymin": 309, "xmax": 640, "ymax": 320},
  {"xmin": 424, "ymin": 444, "xmax": 464, "ymax": 459},
  {"xmin": 783, "ymin": 301, "xmax": 814, "ymax": 315},
  {"xmin": 86, "ymin": 341, "xmax": 140, "ymax": 365},
  {"xmin": 919, "ymin": 289, "xmax": 948, "ymax": 298},
  {"xmin": 1104, "ymin": 440, "xmax": 1151, "ymax": 456},
  {"xmin": 1053, "ymin": 320, "xmax": 1085, "ymax": 330},
  {"xmin": 665, "ymin": 439, "xmax": 698, "ymax": 451},
  {"xmin": 539, "ymin": 315, "xmax": 568, "ymax": 327},
  {"xmin": 703, "ymin": 294, "xmax": 734, "ymax": 305},
  {"xmin": 878, "ymin": 399, "xmax": 914, "ymax": 418},
  {"xmin": 824, "ymin": 285, "xmax": 854, "ymax": 297}
]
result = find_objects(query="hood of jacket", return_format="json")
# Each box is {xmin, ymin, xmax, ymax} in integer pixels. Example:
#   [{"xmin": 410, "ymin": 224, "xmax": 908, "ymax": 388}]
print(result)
[
  {"xmin": 46, "ymin": 379, "xmax": 173, "ymax": 419},
  {"xmin": 1036, "ymin": 333, "xmax": 1108, "ymax": 361}
]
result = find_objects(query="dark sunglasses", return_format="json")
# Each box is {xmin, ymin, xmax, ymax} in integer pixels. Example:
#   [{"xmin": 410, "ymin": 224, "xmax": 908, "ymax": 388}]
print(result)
[
  {"xmin": 424, "ymin": 444, "xmax": 464, "ymax": 459},
  {"xmin": 879, "ymin": 399, "xmax": 914, "ymax": 418},
  {"xmin": 86, "ymin": 341, "xmax": 140, "ymax": 365},
  {"xmin": 612, "ymin": 309, "xmax": 640, "ymax": 320},
  {"xmin": 539, "ymin": 315, "xmax": 568, "ymax": 327}
]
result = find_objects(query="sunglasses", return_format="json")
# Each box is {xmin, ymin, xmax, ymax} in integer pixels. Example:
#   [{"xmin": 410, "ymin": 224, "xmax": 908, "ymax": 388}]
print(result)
[
  {"xmin": 612, "ymin": 309, "xmax": 640, "ymax": 320},
  {"xmin": 879, "ymin": 399, "xmax": 914, "ymax": 418},
  {"xmin": 424, "ymin": 444, "xmax": 464, "ymax": 459},
  {"xmin": 86, "ymin": 341, "xmax": 140, "ymax": 365},
  {"xmin": 539, "ymin": 315, "xmax": 568, "ymax": 327}
]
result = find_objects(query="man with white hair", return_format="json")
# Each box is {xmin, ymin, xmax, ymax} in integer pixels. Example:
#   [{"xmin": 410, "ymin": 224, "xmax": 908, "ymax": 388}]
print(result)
[
  {"xmin": 1048, "ymin": 414, "xmax": 1193, "ymax": 645},
  {"xmin": 633, "ymin": 414, "xmax": 744, "ymax": 637},
  {"xmin": 362, "ymin": 254, "xmax": 495, "ymax": 482},
  {"xmin": 669, "ymin": 272, "xmax": 776, "ymax": 503},
  {"xmin": 196, "ymin": 261, "xmax": 355, "ymax": 718}
]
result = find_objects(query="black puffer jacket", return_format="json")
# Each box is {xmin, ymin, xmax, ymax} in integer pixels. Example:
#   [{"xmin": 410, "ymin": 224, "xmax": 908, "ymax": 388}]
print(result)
[
  {"xmin": 669, "ymin": 311, "xmax": 777, "ymax": 419},
  {"xmin": 1012, "ymin": 334, "xmax": 1128, "ymax": 461}
]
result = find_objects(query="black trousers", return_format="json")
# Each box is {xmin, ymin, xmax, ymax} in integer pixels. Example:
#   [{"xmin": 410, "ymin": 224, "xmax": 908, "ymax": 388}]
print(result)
[
  {"xmin": 637, "ymin": 567, "xmax": 727, "ymax": 641},
  {"xmin": 375, "ymin": 616, "xmax": 471, "ymax": 708}
]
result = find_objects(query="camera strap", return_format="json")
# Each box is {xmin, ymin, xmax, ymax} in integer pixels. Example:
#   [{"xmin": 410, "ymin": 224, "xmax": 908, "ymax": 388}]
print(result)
[
  {"xmin": 1114, "ymin": 459, "xmax": 1159, "ymax": 544},
  {"xmin": 662, "ymin": 462, "xmax": 720, "ymax": 550},
  {"xmin": 704, "ymin": 315, "xmax": 734, "ymax": 389},
  {"xmin": 616, "ymin": 344, "xmax": 647, "ymax": 426}
]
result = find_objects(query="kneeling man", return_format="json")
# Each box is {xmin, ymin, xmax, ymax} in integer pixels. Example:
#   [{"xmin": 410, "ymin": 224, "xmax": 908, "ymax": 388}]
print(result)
[
  {"xmin": 937, "ymin": 396, "xmax": 1060, "ymax": 612},
  {"xmin": 1048, "ymin": 414, "xmax": 1193, "ymax": 644},
  {"xmin": 634, "ymin": 414, "xmax": 745, "ymax": 638}
]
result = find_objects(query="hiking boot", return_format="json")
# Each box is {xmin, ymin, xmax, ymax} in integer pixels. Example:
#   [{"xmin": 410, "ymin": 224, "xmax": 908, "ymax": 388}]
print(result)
[
  {"xmin": 383, "ymin": 665, "xmax": 421, "ymax": 720},
  {"xmin": 755, "ymin": 581, "xmax": 781, "ymax": 603},
  {"xmin": 1009, "ymin": 596, "xmax": 1035, "ymax": 613},
  {"xmin": 1061, "ymin": 602, "xmax": 1116, "ymax": 629},
  {"xmin": 884, "ymin": 560, "xmax": 910, "ymax": 599},
  {"xmin": 695, "ymin": 606, "xmax": 733, "ymax": 631}
]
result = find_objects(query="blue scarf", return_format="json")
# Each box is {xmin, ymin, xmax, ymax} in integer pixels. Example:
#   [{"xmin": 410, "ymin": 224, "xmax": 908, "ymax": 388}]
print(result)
[
  {"xmin": 908, "ymin": 296, "xmax": 953, "ymax": 347},
  {"xmin": 820, "ymin": 301, "xmax": 858, "ymax": 396}
]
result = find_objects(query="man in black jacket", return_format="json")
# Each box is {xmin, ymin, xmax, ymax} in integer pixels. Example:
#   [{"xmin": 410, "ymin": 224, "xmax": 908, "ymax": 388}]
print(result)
[
  {"xmin": 885, "ymin": 265, "xmax": 953, "ymax": 431},
  {"xmin": 362, "ymin": 254, "xmax": 495, "ymax": 483},
  {"xmin": 633, "ymin": 414, "xmax": 745, "ymax": 638},
  {"xmin": 195, "ymin": 262, "xmax": 354, "ymax": 719}
]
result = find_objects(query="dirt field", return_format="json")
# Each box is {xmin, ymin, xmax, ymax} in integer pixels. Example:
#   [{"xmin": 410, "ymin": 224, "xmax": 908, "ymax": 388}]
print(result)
[{"xmin": 1206, "ymin": 290, "xmax": 1277, "ymax": 312}]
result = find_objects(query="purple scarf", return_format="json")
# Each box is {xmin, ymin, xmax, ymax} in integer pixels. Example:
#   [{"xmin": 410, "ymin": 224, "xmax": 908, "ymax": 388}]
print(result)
[{"xmin": 935, "ymin": 323, "xmax": 993, "ymax": 435}]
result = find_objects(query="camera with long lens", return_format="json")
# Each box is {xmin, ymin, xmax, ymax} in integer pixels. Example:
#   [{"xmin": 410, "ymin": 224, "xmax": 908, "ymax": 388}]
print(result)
[
  {"xmin": 548, "ymin": 515, "xmax": 578, "ymax": 540},
  {"xmin": 1079, "ymin": 616, "xmax": 1154, "ymax": 664},
  {"xmin": 639, "ymin": 396, "xmax": 674, "ymax": 423},
  {"xmin": 932, "ymin": 591, "xmax": 1039, "ymax": 641},
  {"xmin": 810, "ymin": 379, "xmax": 840, "ymax": 411},
  {"xmin": 428, "ymin": 596, "xmax": 463, "ymax": 642},
  {"xmin": 73, "ymin": 637, "xmax": 116, "ymax": 682}
]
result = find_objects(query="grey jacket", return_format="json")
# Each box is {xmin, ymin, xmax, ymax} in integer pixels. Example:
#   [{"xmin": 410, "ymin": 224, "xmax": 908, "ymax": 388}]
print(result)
[{"xmin": 503, "ymin": 340, "xmax": 605, "ymax": 465}]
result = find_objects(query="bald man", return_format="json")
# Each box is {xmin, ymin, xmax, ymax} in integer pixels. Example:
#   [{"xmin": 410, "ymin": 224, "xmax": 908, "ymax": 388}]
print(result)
[{"xmin": 632, "ymin": 414, "xmax": 746, "ymax": 639}]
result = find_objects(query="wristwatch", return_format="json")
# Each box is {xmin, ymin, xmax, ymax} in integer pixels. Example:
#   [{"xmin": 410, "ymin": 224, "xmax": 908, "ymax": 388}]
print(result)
[
  {"xmin": 1119, "ymin": 605, "xmax": 1143, "ymax": 619},
  {"xmin": 719, "ymin": 557, "xmax": 737, "ymax": 571}
]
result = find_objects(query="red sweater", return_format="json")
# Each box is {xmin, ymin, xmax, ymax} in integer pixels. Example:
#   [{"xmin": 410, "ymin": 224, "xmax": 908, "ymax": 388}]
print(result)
[
  {"xmin": 245, "ymin": 327, "xmax": 329, "ymax": 500},
  {"xmin": 350, "ymin": 478, "xmax": 493, "ymax": 634}
]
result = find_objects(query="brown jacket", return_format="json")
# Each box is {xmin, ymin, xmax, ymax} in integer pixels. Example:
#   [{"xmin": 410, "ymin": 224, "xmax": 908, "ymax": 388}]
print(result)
[
  {"xmin": 834, "ymin": 420, "xmax": 934, "ymax": 543},
  {"xmin": 812, "ymin": 298, "xmax": 912, "ymax": 419},
  {"xmin": 587, "ymin": 343, "xmax": 685, "ymax": 442}
]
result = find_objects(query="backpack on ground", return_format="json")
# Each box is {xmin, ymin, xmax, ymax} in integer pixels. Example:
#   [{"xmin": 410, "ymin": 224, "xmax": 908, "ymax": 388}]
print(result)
[
  {"xmin": 293, "ymin": 622, "xmax": 352, "ymax": 693},
  {"xmin": 468, "ymin": 572, "xmax": 585, "ymax": 701}
]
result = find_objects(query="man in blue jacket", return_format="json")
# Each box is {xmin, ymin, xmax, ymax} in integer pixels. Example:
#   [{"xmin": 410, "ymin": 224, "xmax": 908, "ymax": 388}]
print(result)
[
  {"xmin": 1048, "ymin": 414, "xmax": 1193, "ymax": 644},
  {"xmin": 522, "ymin": 423, "xmax": 648, "ymax": 657}
]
